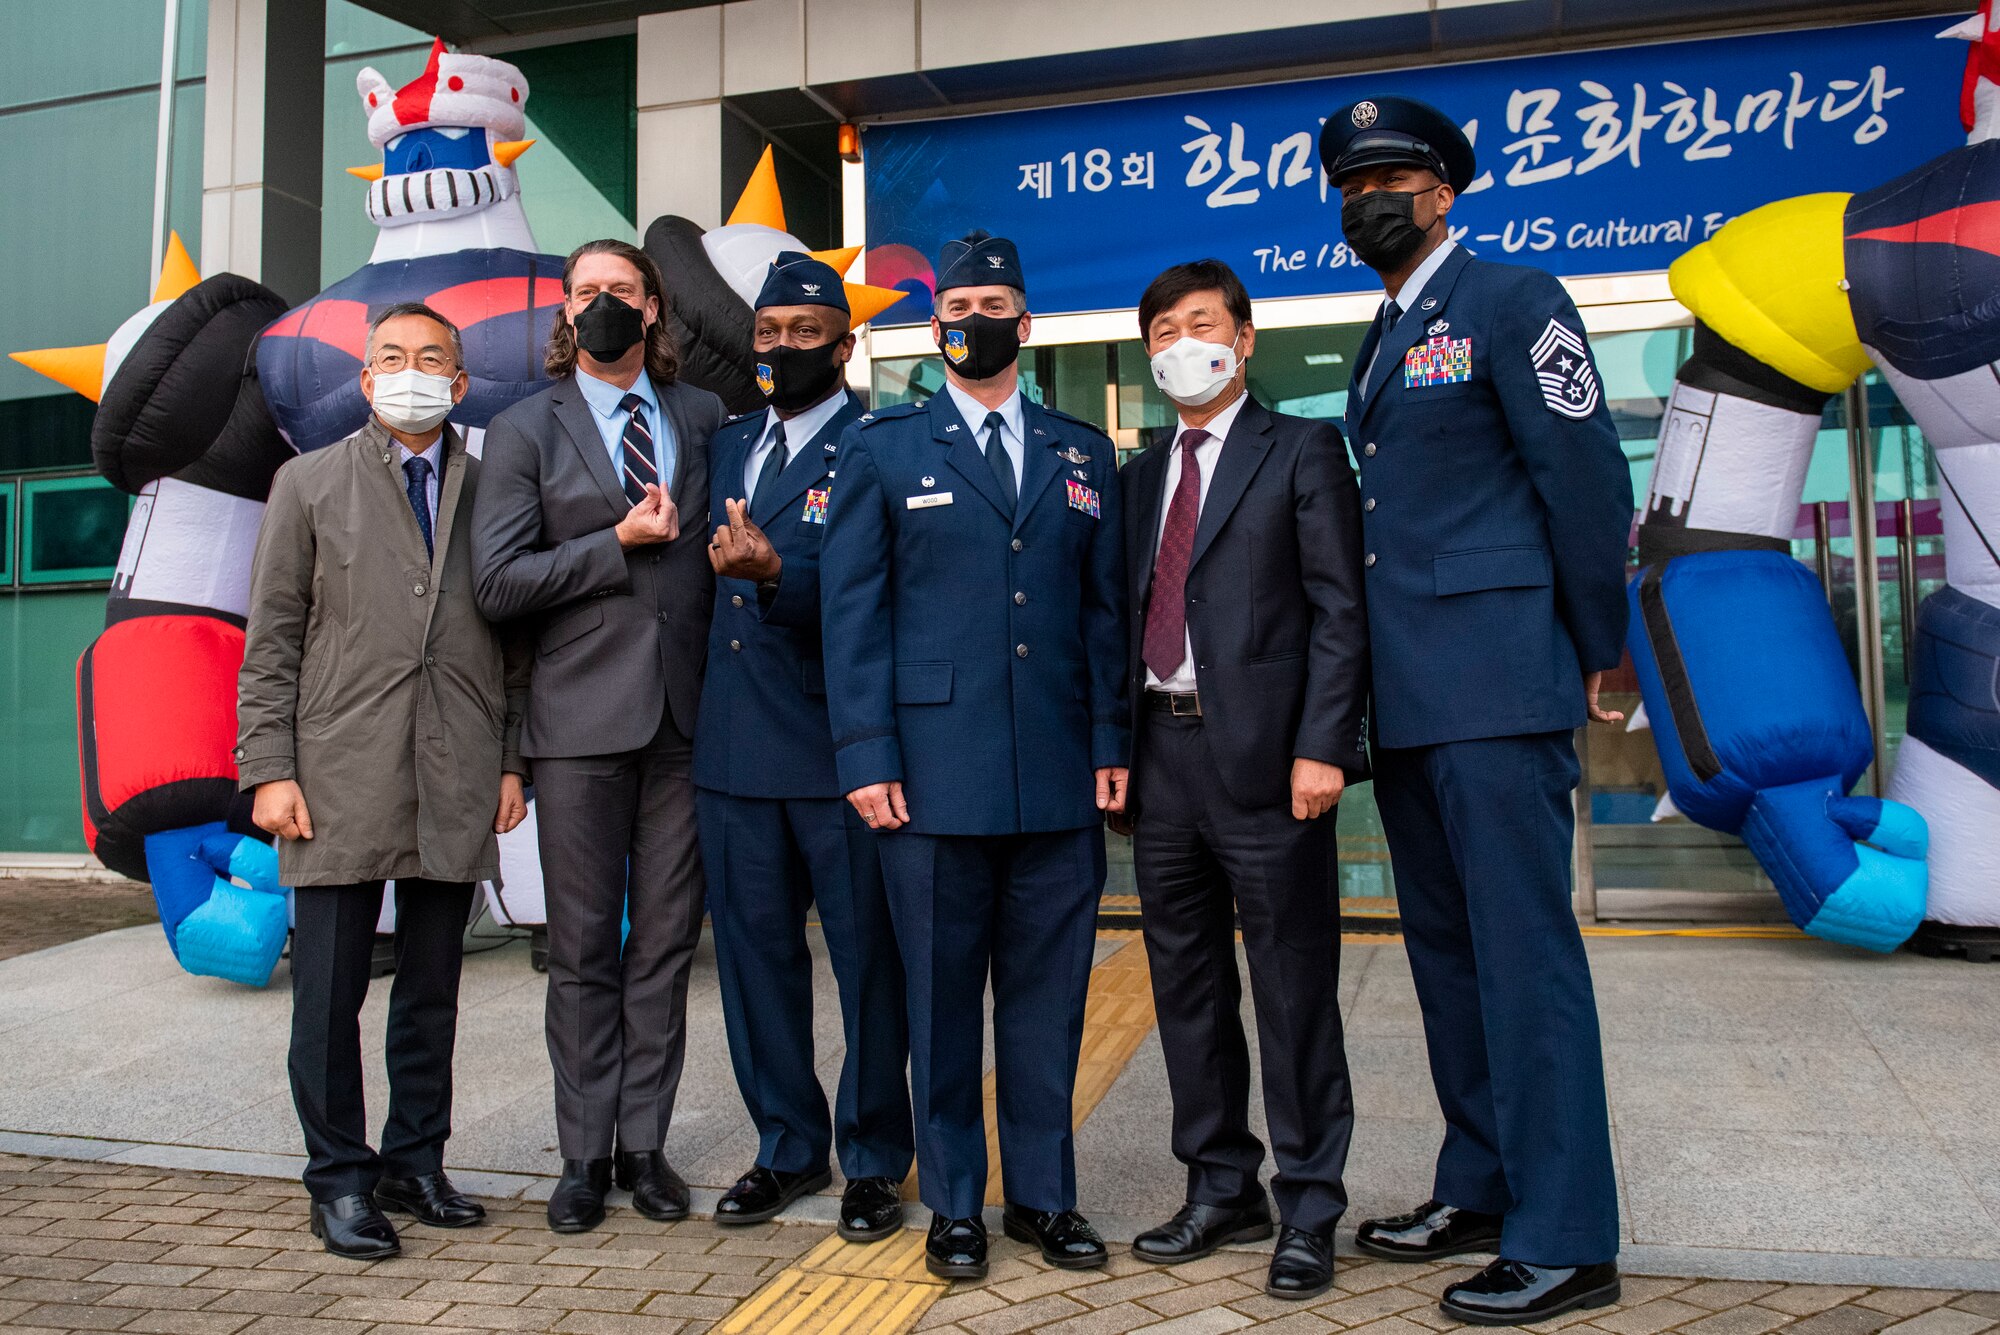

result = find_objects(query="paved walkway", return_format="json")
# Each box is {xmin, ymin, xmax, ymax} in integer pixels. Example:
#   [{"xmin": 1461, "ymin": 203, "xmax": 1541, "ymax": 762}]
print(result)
[{"xmin": 4, "ymin": 1152, "xmax": 1998, "ymax": 1335}]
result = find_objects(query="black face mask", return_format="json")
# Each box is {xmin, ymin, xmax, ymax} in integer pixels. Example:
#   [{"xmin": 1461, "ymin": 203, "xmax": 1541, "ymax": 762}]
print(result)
[
  {"xmin": 756, "ymin": 338, "xmax": 847, "ymax": 413},
  {"xmin": 572, "ymin": 291, "xmax": 647, "ymax": 362},
  {"xmin": 935, "ymin": 312, "xmax": 1022, "ymax": 382},
  {"xmin": 1341, "ymin": 186, "xmax": 1440, "ymax": 272}
]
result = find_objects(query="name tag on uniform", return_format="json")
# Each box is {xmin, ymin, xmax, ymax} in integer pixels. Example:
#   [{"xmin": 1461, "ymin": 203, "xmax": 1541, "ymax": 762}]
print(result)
[
  {"xmin": 1066, "ymin": 479, "xmax": 1101, "ymax": 518},
  {"xmin": 1404, "ymin": 335, "xmax": 1474, "ymax": 389},
  {"xmin": 802, "ymin": 488, "xmax": 829, "ymax": 524},
  {"xmin": 907, "ymin": 492, "xmax": 954, "ymax": 510}
]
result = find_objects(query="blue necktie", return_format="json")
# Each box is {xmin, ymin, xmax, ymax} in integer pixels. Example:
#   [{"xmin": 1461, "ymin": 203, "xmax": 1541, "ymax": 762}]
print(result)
[
  {"xmin": 983, "ymin": 410, "xmax": 1017, "ymax": 514},
  {"xmin": 751, "ymin": 422, "xmax": 788, "ymax": 516},
  {"xmin": 619, "ymin": 392, "xmax": 660, "ymax": 505},
  {"xmin": 402, "ymin": 455, "xmax": 434, "ymax": 559}
]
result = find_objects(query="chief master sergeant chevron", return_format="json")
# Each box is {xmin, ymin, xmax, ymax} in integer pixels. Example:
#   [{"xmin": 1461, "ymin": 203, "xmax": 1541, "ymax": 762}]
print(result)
[
  {"xmin": 1322, "ymin": 96, "xmax": 1634, "ymax": 1327},
  {"xmin": 819, "ymin": 232, "xmax": 1130, "ymax": 1282}
]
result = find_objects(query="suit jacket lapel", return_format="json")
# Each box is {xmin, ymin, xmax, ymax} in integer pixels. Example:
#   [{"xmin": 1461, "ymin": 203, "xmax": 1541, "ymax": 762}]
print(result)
[
  {"xmin": 656, "ymin": 378, "xmax": 695, "ymax": 503},
  {"xmin": 1359, "ymin": 246, "xmax": 1475, "ymax": 434},
  {"xmin": 1348, "ymin": 315, "xmax": 1385, "ymax": 429},
  {"xmin": 1188, "ymin": 397, "xmax": 1273, "ymax": 573},
  {"xmin": 554, "ymin": 380, "xmax": 628, "ymax": 517},
  {"xmin": 1131, "ymin": 444, "xmax": 1168, "ymax": 612},
  {"xmin": 754, "ymin": 391, "xmax": 858, "ymax": 527},
  {"xmin": 932, "ymin": 393, "xmax": 1010, "ymax": 518},
  {"xmin": 430, "ymin": 424, "xmax": 466, "ymax": 585},
  {"xmin": 1012, "ymin": 399, "xmax": 1065, "ymax": 535}
]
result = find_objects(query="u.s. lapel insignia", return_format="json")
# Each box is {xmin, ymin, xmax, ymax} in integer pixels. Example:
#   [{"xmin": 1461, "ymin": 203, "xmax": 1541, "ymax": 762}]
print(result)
[
  {"xmin": 1032, "ymin": 427, "xmax": 1046, "ymax": 436},
  {"xmin": 823, "ymin": 442, "xmax": 836, "ymax": 454},
  {"xmin": 1058, "ymin": 446, "xmax": 1090, "ymax": 464},
  {"xmin": 945, "ymin": 423, "xmax": 960, "ymax": 432}
]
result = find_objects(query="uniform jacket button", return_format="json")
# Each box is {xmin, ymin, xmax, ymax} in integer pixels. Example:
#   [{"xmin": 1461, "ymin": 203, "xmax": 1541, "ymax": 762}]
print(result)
[
  {"xmin": 1014, "ymin": 592, "xmax": 1027, "ymax": 605},
  {"xmin": 657, "ymin": 611, "xmax": 667, "ymax": 623},
  {"xmin": 731, "ymin": 595, "xmax": 744, "ymax": 607},
  {"xmin": 1364, "ymin": 442, "xmax": 1377, "ymax": 457},
  {"xmin": 730, "ymin": 639, "xmax": 742, "ymax": 651},
  {"xmin": 1366, "ymin": 553, "xmax": 1378, "ymax": 567},
  {"xmin": 1016, "ymin": 644, "xmax": 1029, "ymax": 658},
  {"xmin": 1365, "ymin": 498, "xmax": 1376, "ymax": 511},
  {"xmin": 1011, "ymin": 538, "xmax": 1024, "ymax": 552}
]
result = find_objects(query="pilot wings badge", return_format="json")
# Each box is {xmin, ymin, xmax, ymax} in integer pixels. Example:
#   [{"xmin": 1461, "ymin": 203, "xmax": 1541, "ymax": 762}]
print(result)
[{"xmin": 1058, "ymin": 447, "xmax": 1090, "ymax": 464}]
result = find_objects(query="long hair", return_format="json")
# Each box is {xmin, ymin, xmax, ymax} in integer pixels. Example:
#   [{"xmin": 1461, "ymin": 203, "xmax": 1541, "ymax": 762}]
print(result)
[{"xmin": 546, "ymin": 239, "xmax": 681, "ymax": 383}]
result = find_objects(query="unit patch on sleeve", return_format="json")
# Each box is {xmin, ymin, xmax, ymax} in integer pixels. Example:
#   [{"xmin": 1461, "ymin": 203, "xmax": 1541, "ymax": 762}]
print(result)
[
  {"xmin": 1403, "ymin": 335, "xmax": 1474, "ymax": 389},
  {"xmin": 1529, "ymin": 318, "xmax": 1601, "ymax": 420},
  {"xmin": 802, "ymin": 488, "xmax": 830, "ymax": 524},
  {"xmin": 1065, "ymin": 479, "xmax": 1101, "ymax": 518}
]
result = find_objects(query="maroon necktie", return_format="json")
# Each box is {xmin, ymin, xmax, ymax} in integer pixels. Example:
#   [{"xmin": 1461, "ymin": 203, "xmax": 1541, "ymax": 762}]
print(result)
[{"xmin": 1143, "ymin": 428, "xmax": 1209, "ymax": 682}]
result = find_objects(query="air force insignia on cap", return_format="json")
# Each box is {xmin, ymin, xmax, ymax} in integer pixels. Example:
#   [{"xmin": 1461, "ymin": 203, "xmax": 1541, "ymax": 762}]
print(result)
[
  {"xmin": 1530, "ymin": 318, "xmax": 1601, "ymax": 420},
  {"xmin": 1351, "ymin": 100, "xmax": 1379, "ymax": 128}
]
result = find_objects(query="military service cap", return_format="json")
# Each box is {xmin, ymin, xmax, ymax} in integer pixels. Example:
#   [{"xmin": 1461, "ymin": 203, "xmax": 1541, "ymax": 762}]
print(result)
[
  {"xmin": 754, "ymin": 251, "xmax": 849, "ymax": 314},
  {"xmin": 1319, "ymin": 95, "xmax": 1477, "ymax": 193},
  {"xmin": 936, "ymin": 230, "xmax": 1026, "ymax": 294}
]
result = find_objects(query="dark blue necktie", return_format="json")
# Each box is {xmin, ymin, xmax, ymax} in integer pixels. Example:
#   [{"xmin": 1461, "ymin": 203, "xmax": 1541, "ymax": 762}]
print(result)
[
  {"xmin": 983, "ymin": 410, "xmax": 1017, "ymax": 514},
  {"xmin": 619, "ymin": 392, "xmax": 659, "ymax": 505},
  {"xmin": 402, "ymin": 455, "xmax": 434, "ymax": 559},
  {"xmin": 751, "ymin": 422, "xmax": 788, "ymax": 515}
]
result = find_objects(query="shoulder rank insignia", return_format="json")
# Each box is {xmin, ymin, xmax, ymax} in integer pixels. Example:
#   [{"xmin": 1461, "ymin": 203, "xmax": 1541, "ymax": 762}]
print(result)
[
  {"xmin": 1529, "ymin": 318, "xmax": 1601, "ymax": 420},
  {"xmin": 1058, "ymin": 446, "xmax": 1090, "ymax": 464}
]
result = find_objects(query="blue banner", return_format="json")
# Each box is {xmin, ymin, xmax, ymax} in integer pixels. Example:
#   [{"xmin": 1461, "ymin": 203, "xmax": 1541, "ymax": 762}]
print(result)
[{"xmin": 861, "ymin": 16, "xmax": 1966, "ymax": 323}]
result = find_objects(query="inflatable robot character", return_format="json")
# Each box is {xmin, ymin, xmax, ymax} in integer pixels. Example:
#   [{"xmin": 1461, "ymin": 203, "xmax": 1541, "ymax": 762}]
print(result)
[
  {"xmin": 1626, "ymin": 8, "xmax": 2000, "ymax": 956},
  {"xmin": 10, "ymin": 39, "xmax": 562, "ymax": 984}
]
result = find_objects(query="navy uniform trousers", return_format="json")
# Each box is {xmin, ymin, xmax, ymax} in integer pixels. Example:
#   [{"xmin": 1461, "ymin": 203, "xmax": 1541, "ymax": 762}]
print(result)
[
  {"xmin": 1371, "ymin": 732, "xmax": 1618, "ymax": 1265},
  {"xmin": 696, "ymin": 791, "xmax": 913, "ymax": 1181},
  {"xmin": 877, "ymin": 827, "xmax": 1104, "ymax": 1220}
]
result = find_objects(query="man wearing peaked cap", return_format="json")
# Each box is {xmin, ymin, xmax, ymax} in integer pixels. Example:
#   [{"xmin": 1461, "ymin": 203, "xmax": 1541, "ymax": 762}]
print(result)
[
  {"xmin": 1320, "ymin": 96, "xmax": 1634, "ymax": 1326},
  {"xmin": 693, "ymin": 252, "xmax": 914, "ymax": 1244},
  {"xmin": 818, "ymin": 232, "xmax": 1130, "ymax": 1280}
]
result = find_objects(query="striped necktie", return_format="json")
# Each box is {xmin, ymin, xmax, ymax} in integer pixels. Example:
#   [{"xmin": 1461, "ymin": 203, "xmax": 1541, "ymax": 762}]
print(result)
[{"xmin": 619, "ymin": 392, "xmax": 659, "ymax": 505}]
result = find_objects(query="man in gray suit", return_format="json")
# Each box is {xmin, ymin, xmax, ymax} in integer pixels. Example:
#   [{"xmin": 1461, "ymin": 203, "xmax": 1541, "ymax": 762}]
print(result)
[{"xmin": 472, "ymin": 239, "xmax": 724, "ymax": 1235}]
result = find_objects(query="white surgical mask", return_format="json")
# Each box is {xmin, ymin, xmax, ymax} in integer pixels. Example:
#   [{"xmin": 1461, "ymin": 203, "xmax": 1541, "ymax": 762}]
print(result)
[
  {"xmin": 369, "ymin": 368, "xmax": 457, "ymax": 433},
  {"xmin": 1149, "ymin": 335, "xmax": 1241, "ymax": 407}
]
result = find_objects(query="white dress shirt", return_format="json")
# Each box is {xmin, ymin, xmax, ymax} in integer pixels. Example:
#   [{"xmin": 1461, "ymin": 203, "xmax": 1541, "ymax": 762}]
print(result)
[
  {"xmin": 396, "ymin": 436, "xmax": 443, "ymax": 527},
  {"xmin": 944, "ymin": 380, "xmax": 1025, "ymax": 488},
  {"xmin": 1145, "ymin": 390, "xmax": 1249, "ymax": 692},
  {"xmin": 1361, "ymin": 237, "xmax": 1459, "ymax": 394},
  {"xmin": 742, "ymin": 388, "xmax": 849, "ymax": 500}
]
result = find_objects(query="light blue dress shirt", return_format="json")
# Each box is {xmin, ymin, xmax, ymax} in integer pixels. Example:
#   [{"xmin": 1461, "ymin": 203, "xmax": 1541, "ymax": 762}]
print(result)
[
  {"xmin": 576, "ymin": 368, "xmax": 677, "ymax": 495},
  {"xmin": 944, "ymin": 381, "xmax": 1025, "ymax": 488}
]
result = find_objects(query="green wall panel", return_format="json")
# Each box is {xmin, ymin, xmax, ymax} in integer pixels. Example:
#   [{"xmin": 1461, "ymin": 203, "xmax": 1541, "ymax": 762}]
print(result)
[{"xmin": 0, "ymin": 592, "xmax": 103, "ymax": 853}]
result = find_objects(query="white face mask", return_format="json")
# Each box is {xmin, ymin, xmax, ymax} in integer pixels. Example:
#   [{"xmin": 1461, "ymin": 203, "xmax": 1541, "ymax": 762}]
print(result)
[
  {"xmin": 1149, "ymin": 334, "xmax": 1242, "ymax": 407},
  {"xmin": 369, "ymin": 368, "xmax": 458, "ymax": 433}
]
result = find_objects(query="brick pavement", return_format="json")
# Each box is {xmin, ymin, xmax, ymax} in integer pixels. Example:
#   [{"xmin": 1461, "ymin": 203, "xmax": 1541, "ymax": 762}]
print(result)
[{"xmin": 4, "ymin": 1154, "xmax": 1995, "ymax": 1335}]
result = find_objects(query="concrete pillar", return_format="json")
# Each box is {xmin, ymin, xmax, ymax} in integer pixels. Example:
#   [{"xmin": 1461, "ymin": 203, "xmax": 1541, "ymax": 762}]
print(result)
[
  {"xmin": 637, "ymin": 8, "xmax": 725, "ymax": 231},
  {"xmin": 200, "ymin": 0, "xmax": 325, "ymax": 304}
]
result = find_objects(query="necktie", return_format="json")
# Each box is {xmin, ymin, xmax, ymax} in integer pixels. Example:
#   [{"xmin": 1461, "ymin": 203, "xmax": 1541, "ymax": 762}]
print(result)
[
  {"xmin": 983, "ymin": 410, "xmax": 1017, "ymax": 513},
  {"xmin": 1142, "ymin": 428, "xmax": 1209, "ymax": 682},
  {"xmin": 618, "ymin": 392, "xmax": 659, "ymax": 506},
  {"xmin": 402, "ymin": 455, "xmax": 434, "ymax": 559},
  {"xmin": 751, "ymin": 422, "xmax": 788, "ymax": 515},
  {"xmin": 1368, "ymin": 298, "xmax": 1402, "ymax": 396}
]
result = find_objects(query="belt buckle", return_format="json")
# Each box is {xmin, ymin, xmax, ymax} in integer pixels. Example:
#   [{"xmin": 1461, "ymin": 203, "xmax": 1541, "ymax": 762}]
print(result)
[{"xmin": 1171, "ymin": 691, "xmax": 1201, "ymax": 718}]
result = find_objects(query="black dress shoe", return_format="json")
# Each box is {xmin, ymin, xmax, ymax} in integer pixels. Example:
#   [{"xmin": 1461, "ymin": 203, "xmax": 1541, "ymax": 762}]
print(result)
[
  {"xmin": 375, "ymin": 1171, "xmax": 486, "ymax": 1229},
  {"xmin": 926, "ymin": 1213, "xmax": 988, "ymax": 1280},
  {"xmin": 1132, "ymin": 1199, "xmax": 1275, "ymax": 1264},
  {"xmin": 615, "ymin": 1150, "xmax": 692, "ymax": 1222},
  {"xmin": 1267, "ymin": 1226, "xmax": 1336, "ymax": 1300},
  {"xmin": 1355, "ymin": 1199, "xmax": 1504, "ymax": 1262},
  {"xmin": 837, "ymin": 1176, "xmax": 904, "ymax": 1243},
  {"xmin": 309, "ymin": 1193, "xmax": 400, "ymax": 1260},
  {"xmin": 547, "ymin": 1158, "xmax": 611, "ymax": 1234},
  {"xmin": 1001, "ymin": 1204, "xmax": 1107, "ymax": 1270},
  {"xmin": 714, "ymin": 1163, "xmax": 832, "ymax": 1226},
  {"xmin": 1441, "ymin": 1259, "xmax": 1621, "ymax": 1326}
]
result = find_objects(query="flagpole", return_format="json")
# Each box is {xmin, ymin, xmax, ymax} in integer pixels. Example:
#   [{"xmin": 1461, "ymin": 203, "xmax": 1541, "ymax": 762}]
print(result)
[{"xmin": 150, "ymin": 0, "xmax": 183, "ymax": 294}]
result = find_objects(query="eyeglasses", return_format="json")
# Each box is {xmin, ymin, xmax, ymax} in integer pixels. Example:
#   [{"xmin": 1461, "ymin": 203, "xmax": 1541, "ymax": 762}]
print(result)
[{"xmin": 371, "ymin": 351, "xmax": 459, "ymax": 375}]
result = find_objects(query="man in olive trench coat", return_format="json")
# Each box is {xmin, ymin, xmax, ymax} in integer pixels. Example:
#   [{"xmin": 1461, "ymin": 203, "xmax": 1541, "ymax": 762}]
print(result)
[{"xmin": 236, "ymin": 303, "xmax": 530, "ymax": 1261}]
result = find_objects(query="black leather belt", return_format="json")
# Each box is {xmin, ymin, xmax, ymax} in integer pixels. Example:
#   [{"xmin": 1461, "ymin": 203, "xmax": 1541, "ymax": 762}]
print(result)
[{"xmin": 1145, "ymin": 689, "xmax": 1202, "ymax": 717}]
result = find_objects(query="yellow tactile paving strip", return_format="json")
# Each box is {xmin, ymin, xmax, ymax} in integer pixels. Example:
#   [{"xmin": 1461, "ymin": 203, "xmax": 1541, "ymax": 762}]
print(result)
[{"xmin": 721, "ymin": 935, "xmax": 1158, "ymax": 1333}]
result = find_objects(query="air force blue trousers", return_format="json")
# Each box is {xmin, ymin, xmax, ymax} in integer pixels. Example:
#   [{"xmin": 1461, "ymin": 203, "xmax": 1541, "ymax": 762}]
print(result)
[{"xmin": 1372, "ymin": 731, "xmax": 1619, "ymax": 1266}]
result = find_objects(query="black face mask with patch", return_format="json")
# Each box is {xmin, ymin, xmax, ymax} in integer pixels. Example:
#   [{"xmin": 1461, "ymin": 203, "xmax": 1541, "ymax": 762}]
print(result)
[
  {"xmin": 757, "ymin": 339, "xmax": 846, "ymax": 413},
  {"xmin": 1341, "ymin": 187, "xmax": 1439, "ymax": 272},
  {"xmin": 572, "ymin": 291, "xmax": 647, "ymax": 361},
  {"xmin": 935, "ymin": 312, "xmax": 1023, "ymax": 382}
]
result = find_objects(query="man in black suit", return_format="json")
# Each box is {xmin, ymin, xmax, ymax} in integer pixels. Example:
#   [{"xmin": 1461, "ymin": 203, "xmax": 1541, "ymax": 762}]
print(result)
[
  {"xmin": 472, "ymin": 239, "xmax": 724, "ymax": 1235},
  {"xmin": 1118, "ymin": 259, "xmax": 1369, "ymax": 1301}
]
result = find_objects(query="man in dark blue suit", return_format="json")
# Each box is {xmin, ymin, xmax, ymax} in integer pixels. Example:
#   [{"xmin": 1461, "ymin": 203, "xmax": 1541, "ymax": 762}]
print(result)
[
  {"xmin": 1322, "ymin": 97, "xmax": 1634, "ymax": 1325},
  {"xmin": 695, "ymin": 254, "xmax": 913, "ymax": 1243},
  {"xmin": 1118, "ymin": 260, "xmax": 1369, "ymax": 1302},
  {"xmin": 820, "ymin": 232, "xmax": 1129, "ymax": 1281}
]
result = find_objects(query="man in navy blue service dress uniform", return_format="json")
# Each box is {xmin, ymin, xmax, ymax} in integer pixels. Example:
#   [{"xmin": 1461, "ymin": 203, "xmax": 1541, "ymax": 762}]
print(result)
[
  {"xmin": 694, "ymin": 253, "xmax": 915, "ymax": 1243},
  {"xmin": 819, "ymin": 232, "xmax": 1130, "ymax": 1281},
  {"xmin": 1322, "ymin": 97, "xmax": 1634, "ymax": 1326}
]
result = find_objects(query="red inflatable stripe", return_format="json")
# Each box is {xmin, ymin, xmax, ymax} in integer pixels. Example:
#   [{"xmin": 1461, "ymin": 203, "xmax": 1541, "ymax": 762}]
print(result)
[{"xmin": 84, "ymin": 616, "xmax": 246, "ymax": 814}]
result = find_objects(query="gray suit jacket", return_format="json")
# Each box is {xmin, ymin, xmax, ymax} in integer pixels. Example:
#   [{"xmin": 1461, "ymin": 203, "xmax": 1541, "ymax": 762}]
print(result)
[{"xmin": 472, "ymin": 374, "xmax": 723, "ymax": 759}]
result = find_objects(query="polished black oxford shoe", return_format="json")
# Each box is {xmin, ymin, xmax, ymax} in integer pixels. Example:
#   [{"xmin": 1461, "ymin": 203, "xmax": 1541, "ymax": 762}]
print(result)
[
  {"xmin": 1355, "ymin": 1199, "xmax": 1504, "ymax": 1261},
  {"xmin": 1267, "ymin": 1226, "xmax": 1336, "ymax": 1300},
  {"xmin": 715, "ymin": 1163, "xmax": 832, "ymax": 1226},
  {"xmin": 1442, "ymin": 1259, "xmax": 1621, "ymax": 1326},
  {"xmin": 1132, "ymin": 1199, "xmax": 1275, "ymax": 1264},
  {"xmin": 547, "ymin": 1158, "xmax": 612, "ymax": 1234},
  {"xmin": 1001, "ymin": 1203, "xmax": 1108, "ymax": 1269},
  {"xmin": 837, "ymin": 1175, "xmax": 904, "ymax": 1243},
  {"xmin": 310, "ymin": 1193, "xmax": 400, "ymax": 1260},
  {"xmin": 374, "ymin": 1171, "xmax": 486, "ymax": 1229},
  {"xmin": 615, "ymin": 1149, "xmax": 691, "ymax": 1222},
  {"xmin": 926, "ymin": 1213, "xmax": 988, "ymax": 1280}
]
